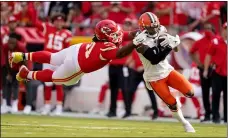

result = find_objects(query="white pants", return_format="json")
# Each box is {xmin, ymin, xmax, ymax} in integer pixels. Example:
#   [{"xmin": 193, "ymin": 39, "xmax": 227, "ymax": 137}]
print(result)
[{"xmin": 48, "ymin": 44, "xmax": 84, "ymax": 86}]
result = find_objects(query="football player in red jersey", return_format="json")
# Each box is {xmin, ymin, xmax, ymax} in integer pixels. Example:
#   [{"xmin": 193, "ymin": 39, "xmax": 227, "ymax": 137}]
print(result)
[
  {"xmin": 32, "ymin": 13, "xmax": 72, "ymax": 115},
  {"xmin": 10, "ymin": 20, "xmax": 143, "ymax": 88}
]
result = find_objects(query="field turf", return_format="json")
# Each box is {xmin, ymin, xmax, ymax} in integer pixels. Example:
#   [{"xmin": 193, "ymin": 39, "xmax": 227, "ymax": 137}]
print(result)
[{"xmin": 1, "ymin": 114, "xmax": 226, "ymax": 137}]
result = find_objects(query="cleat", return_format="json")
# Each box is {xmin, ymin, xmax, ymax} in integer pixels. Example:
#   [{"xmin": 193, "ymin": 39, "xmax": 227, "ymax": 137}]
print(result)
[
  {"xmin": 23, "ymin": 105, "xmax": 32, "ymax": 115},
  {"xmin": 184, "ymin": 121, "xmax": 195, "ymax": 133},
  {"xmin": 51, "ymin": 105, "xmax": 63, "ymax": 116},
  {"xmin": 40, "ymin": 104, "xmax": 51, "ymax": 115},
  {"xmin": 16, "ymin": 65, "xmax": 29, "ymax": 82},
  {"xmin": 11, "ymin": 52, "xmax": 25, "ymax": 64},
  {"xmin": 11, "ymin": 100, "xmax": 18, "ymax": 113}
]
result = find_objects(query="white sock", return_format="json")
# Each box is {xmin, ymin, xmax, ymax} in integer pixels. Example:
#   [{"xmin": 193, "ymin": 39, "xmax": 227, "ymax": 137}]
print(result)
[
  {"xmin": 25, "ymin": 53, "xmax": 29, "ymax": 60},
  {"xmin": 27, "ymin": 71, "xmax": 34, "ymax": 79},
  {"xmin": 173, "ymin": 108, "xmax": 188, "ymax": 124}
]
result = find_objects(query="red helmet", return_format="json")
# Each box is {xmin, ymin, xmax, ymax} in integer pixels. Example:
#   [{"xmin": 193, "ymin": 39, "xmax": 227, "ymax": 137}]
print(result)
[{"xmin": 95, "ymin": 20, "xmax": 123, "ymax": 44}]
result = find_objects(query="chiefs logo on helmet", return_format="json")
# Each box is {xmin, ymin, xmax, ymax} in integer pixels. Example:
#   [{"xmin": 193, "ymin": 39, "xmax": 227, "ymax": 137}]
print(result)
[{"xmin": 95, "ymin": 20, "xmax": 123, "ymax": 45}]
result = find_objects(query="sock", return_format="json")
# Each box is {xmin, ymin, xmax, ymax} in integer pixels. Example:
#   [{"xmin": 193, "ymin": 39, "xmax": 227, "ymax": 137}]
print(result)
[
  {"xmin": 27, "ymin": 69, "xmax": 53, "ymax": 82},
  {"xmin": 56, "ymin": 85, "xmax": 63, "ymax": 103},
  {"xmin": 98, "ymin": 83, "xmax": 109, "ymax": 103},
  {"xmin": 44, "ymin": 86, "xmax": 52, "ymax": 103},
  {"xmin": 173, "ymin": 108, "xmax": 188, "ymax": 124},
  {"xmin": 25, "ymin": 51, "xmax": 51, "ymax": 64}
]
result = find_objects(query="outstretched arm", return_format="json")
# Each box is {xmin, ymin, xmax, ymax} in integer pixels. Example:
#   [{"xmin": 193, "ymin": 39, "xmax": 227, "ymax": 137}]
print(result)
[{"xmin": 116, "ymin": 42, "xmax": 136, "ymax": 58}]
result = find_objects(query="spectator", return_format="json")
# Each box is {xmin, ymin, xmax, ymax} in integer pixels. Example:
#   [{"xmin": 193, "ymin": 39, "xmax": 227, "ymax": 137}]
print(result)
[
  {"xmin": 201, "ymin": 2, "xmax": 222, "ymax": 33},
  {"xmin": 30, "ymin": 12, "xmax": 72, "ymax": 116},
  {"xmin": 14, "ymin": 2, "xmax": 36, "ymax": 27},
  {"xmin": 48, "ymin": 2, "xmax": 73, "ymax": 18},
  {"xmin": 178, "ymin": 2, "xmax": 205, "ymax": 31},
  {"xmin": 105, "ymin": 2, "xmax": 134, "ymax": 24},
  {"xmin": 203, "ymin": 22, "xmax": 227, "ymax": 124},
  {"xmin": 65, "ymin": 5, "xmax": 84, "ymax": 32},
  {"xmin": 189, "ymin": 23, "xmax": 216, "ymax": 122},
  {"xmin": 153, "ymin": 2, "xmax": 177, "ymax": 27},
  {"xmin": 1, "ymin": 32, "xmax": 26, "ymax": 114},
  {"xmin": 106, "ymin": 19, "xmax": 132, "ymax": 118}
]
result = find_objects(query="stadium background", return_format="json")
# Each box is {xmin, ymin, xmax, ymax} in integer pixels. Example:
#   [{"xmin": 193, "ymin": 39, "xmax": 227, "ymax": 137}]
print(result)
[{"xmin": 0, "ymin": 1, "xmax": 227, "ymax": 119}]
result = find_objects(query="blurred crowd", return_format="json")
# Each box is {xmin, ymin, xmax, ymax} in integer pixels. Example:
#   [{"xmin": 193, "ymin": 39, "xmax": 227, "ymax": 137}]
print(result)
[
  {"xmin": 1, "ymin": 1, "xmax": 227, "ymax": 35},
  {"xmin": 0, "ymin": 1, "xmax": 227, "ymax": 124}
]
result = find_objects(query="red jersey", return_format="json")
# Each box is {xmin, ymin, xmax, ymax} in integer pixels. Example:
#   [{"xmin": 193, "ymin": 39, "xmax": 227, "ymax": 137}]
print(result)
[
  {"xmin": 208, "ymin": 36, "xmax": 227, "ymax": 76},
  {"xmin": 189, "ymin": 63, "xmax": 200, "ymax": 85},
  {"xmin": 190, "ymin": 31, "xmax": 215, "ymax": 64},
  {"xmin": 155, "ymin": 2, "xmax": 178, "ymax": 26},
  {"xmin": 34, "ymin": 20, "xmax": 72, "ymax": 53},
  {"xmin": 78, "ymin": 42, "xmax": 119, "ymax": 73}
]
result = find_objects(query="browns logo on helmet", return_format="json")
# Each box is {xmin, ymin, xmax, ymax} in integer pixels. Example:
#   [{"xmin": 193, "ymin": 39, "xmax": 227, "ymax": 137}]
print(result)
[{"xmin": 138, "ymin": 12, "xmax": 160, "ymax": 36}]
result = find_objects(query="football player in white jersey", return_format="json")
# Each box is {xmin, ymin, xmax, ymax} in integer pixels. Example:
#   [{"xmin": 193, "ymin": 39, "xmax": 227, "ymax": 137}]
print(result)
[{"xmin": 132, "ymin": 12, "xmax": 195, "ymax": 133}]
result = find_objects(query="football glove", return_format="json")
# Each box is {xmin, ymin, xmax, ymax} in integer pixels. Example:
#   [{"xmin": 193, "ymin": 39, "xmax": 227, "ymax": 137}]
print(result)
[{"xmin": 133, "ymin": 30, "xmax": 147, "ymax": 46}]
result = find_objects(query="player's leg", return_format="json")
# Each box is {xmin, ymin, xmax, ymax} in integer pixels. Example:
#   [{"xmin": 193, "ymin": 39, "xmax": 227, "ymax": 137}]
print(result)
[
  {"xmin": 41, "ymin": 82, "xmax": 52, "ymax": 115},
  {"xmin": 167, "ymin": 70, "xmax": 194, "ymax": 98},
  {"xmin": 150, "ymin": 78, "xmax": 195, "ymax": 133},
  {"xmin": 53, "ymin": 85, "xmax": 64, "ymax": 115},
  {"xmin": 16, "ymin": 45, "xmax": 82, "ymax": 84},
  {"xmin": 11, "ymin": 45, "xmax": 77, "ymax": 66}
]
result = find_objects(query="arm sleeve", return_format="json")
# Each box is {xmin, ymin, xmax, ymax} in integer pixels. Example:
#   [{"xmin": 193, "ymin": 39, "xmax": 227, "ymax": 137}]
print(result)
[
  {"xmin": 100, "ymin": 42, "xmax": 118, "ymax": 60},
  {"xmin": 142, "ymin": 45, "xmax": 172, "ymax": 65}
]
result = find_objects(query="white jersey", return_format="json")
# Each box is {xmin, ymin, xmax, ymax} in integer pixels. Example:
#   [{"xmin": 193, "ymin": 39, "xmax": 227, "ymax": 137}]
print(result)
[{"xmin": 137, "ymin": 26, "xmax": 174, "ymax": 82}]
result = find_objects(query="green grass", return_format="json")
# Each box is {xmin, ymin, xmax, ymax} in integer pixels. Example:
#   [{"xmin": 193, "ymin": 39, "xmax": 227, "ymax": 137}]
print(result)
[{"xmin": 1, "ymin": 114, "xmax": 226, "ymax": 137}]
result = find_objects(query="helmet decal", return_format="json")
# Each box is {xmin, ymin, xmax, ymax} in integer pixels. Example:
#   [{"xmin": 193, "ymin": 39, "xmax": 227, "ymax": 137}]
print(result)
[{"xmin": 101, "ymin": 26, "xmax": 112, "ymax": 34}]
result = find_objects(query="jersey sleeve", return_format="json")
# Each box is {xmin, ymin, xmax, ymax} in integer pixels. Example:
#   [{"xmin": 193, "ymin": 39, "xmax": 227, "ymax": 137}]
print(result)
[{"xmin": 100, "ymin": 42, "xmax": 118, "ymax": 60}]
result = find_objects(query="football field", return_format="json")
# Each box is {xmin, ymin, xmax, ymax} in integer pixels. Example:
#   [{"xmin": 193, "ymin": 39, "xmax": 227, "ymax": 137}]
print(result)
[{"xmin": 1, "ymin": 114, "xmax": 226, "ymax": 137}]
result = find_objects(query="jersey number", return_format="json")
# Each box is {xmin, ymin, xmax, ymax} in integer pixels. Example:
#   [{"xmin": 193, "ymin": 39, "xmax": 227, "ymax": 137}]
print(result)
[
  {"xmin": 85, "ymin": 42, "xmax": 95, "ymax": 58},
  {"xmin": 47, "ymin": 34, "xmax": 64, "ymax": 51}
]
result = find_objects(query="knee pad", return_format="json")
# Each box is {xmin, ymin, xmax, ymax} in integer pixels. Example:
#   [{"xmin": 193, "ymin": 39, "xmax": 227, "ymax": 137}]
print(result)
[
  {"xmin": 45, "ymin": 82, "xmax": 53, "ymax": 87},
  {"xmin": 167, "ymin": 103, "xmax": 178, "ymax": 112},
  {"xmin": 185, "ymin": 90, "xmax": 194, "ymax": 98}
]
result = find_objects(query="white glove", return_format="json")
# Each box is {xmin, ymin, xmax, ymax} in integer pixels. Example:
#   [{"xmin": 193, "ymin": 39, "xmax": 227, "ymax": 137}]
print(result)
[
  {"xmin": 159, "ymin": 34, "xmax": 169, "ymax": 47},
  {"xmin": 166, "ymin": 34, "xmax": 180, "ymax": 49},
  {"xmin": 133, "ymin": 30, "xmax": 147, "ymax": 46}
]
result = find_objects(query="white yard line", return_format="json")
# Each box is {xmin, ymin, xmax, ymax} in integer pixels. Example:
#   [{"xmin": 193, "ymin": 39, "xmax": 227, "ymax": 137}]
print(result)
[{"xmin": 1, "ymin": 123, "xmax": 150, "ymax": 130}]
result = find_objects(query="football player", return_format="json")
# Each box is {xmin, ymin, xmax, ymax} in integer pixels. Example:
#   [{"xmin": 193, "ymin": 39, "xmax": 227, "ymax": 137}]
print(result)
[
  {"xmin": 32, "ymin": 13, "xmax": 72, "ymax": 115},
  {"xmin": 134, "ymin": 12, "xmax": 195, "ymax": 133},
  {"xmin": 10, "ymin": 20, "xmax": 142, "ymax": 89}
]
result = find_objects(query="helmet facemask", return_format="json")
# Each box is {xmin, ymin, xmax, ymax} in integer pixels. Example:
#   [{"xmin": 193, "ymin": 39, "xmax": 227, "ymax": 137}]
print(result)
[{"xmin": 106, "ymin": 25, "xmax": 123, "ymax": 45}]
